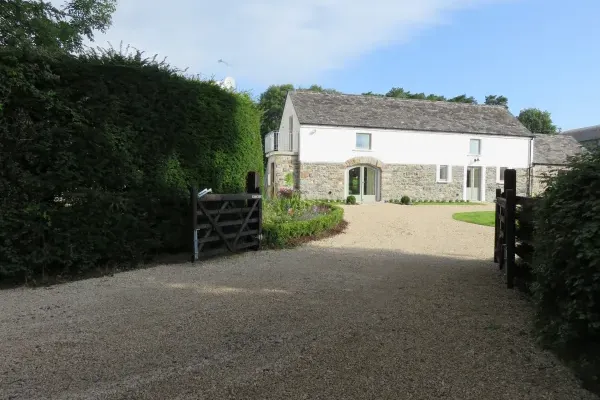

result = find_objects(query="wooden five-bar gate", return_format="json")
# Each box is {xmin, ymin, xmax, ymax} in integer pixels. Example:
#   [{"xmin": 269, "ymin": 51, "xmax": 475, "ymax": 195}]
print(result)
[
  {"xmin": 190, "ymin": 172, "xmax": 262, "ymax": 261},
  {"xmin": 494, "ymin": 169, "xmax": 536, "ymax": 289}
]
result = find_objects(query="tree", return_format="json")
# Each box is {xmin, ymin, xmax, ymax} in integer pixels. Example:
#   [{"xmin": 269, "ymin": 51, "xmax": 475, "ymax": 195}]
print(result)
[
  {"xmin": 258, "ymin": 84, "xmax": 341, "ymax": 139},
  {"xmin": 484, "ymin": 95, "xmax": 509, "ymax": 108},
  {"xmin": 385, "ymin": 87, "xmax": 447, "ymax": 102},
  {"xmin": 448, "ymin": 94, "xmax": 478, "ymax": 104},
  {"xmin": 361, "ymin": 91, "xmax": 383, "ymax": 97},
  {"xmin": 258, "ymin": 84, "xmax": 294, "ymax": 139},
  {"xmin": 517, "ymin": 108, "xmax": 558, "ymax": 134},
  {"xmin": 0, "ymin": 0, "xmax": 117, "ymax": 53},
  {"xmin": 304, "ymin": 84, "xmax": 340, "ymax": 94}
]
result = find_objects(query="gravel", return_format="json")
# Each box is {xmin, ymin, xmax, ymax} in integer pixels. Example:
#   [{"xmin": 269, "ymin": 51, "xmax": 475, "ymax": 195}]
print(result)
[{"xmin": 0, "ymin": 204, "xmax": 596, "ymax": 400}]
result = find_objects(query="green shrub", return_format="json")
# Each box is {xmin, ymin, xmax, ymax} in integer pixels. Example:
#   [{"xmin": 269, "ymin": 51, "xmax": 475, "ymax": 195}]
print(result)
[
  {"xmin": 401, "ymin": 195, "xmax": 410, "ymax": 205},
  {"xmin": 346, "ymin": 195, "xmax": 357, "ymax": 205},
  {"xmin": 263, "ymin": 205, "xmax": 344, "ymax": 247},
  {"xmin": 531, "ymin": 148, "xmax": 600, "ymax": 382},
  {"xmin": 0, "ymin": 48, "xmax": 263, "ymax": 283}
]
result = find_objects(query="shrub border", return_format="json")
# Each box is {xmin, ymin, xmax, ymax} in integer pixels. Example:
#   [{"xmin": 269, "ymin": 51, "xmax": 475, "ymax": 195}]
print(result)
[{"xmin": 263, "ymin": 204, "xmax": 344, "ymax": 248}]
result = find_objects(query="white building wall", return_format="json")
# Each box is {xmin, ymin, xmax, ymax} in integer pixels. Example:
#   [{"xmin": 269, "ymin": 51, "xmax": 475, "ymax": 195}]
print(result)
[
  {"xmin": 298, "ymin": 125, "xmax": 532, "ymax": 168},
  {"xmin": 276, "ymin": 94, "xmax": 300, "ymax": 153}
]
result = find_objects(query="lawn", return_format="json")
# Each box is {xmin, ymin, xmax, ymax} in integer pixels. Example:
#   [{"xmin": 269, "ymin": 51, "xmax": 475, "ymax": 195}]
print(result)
[{"xmin": 452, "ymin": 211, "xmax": 495, "ymax": 227}]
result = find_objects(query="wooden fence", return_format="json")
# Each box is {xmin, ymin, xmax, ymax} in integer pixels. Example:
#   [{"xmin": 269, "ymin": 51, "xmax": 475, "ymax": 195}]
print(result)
[
  {"xmin": 190, "ymin": 173, "xmax": 263, "ymax": 261},
  {"xmin": 494, "ymin": 169, "xmax": 537, "ymax": 289}
]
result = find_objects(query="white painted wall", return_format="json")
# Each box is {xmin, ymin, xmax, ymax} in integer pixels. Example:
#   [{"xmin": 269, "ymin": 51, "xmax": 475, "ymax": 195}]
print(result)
[
  {"xmin": 298, "ymin": 125, "xmax": 532, "ymax": 168},
  {"xmin": 275, "ymin": 94, "xmax": 300, "ymax": 153}
]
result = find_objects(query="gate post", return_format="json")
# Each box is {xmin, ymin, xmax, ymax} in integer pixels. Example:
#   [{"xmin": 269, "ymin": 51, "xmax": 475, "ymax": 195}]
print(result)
[
  {"xmin": 494, "ymin": 188, "xmax": 502, "ymax": 263},
  {"xmin": 504, "ymin": 169, "xmax": 517, "ymax": 289},
  {"xmin": 190, "ymin": 186, "xmax": 198, "ymax": 263}
]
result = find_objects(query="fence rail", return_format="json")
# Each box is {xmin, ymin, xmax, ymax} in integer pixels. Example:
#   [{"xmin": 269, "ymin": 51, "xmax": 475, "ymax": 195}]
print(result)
[{"xmin": 494, "ymin": 169, "xmax": 537, "ymax": 289}]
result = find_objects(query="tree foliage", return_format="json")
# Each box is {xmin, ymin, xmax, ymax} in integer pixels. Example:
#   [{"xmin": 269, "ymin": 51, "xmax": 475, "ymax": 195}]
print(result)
[
  {"xmin": 485, "ymin": 94, "xmax": 509, "ymax": 108},
  {"xmin": 257, "ymin": 83, "xmax": 340, "ymax": 139},
  {"xmin": 303, "ymin": 84, "xmax": 341, "ymax": 94},
  {"xmin": 384, "ymin": 87, "xmax": 477, "ymax": 103},
  {"xmin": 517, "ymin": 108, "xmax": 558, "ymax": 134},
  {"xmin": 0, "ymin": 0, "xmax": 117, "ymax": 53},
  {"xmin": 258, "ymin": 84, "xmax": 294, "ymax": 138},
  {"xmin": 531, "ymin": 147, "xmax": 600, "ymax": 386}
]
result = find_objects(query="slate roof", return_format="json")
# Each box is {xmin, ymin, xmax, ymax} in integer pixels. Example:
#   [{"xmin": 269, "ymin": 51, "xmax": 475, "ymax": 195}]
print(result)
[
  {"xmin": 533, "ymin": 134, "xmax": 584, "ymax": 165},
  {"xmin": 289, "ymin": 91, "xmax": 532, "ymax": 137},
  {"xmin": 562, "ymin": 124, "xmax": 600, "ymax": 142}
]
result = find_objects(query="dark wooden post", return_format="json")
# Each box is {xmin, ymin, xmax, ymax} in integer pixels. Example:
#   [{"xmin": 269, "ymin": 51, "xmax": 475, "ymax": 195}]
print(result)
[
  {"xmin": 504, "ymin": 169, "xmax": 517, "ymax": 289},
  {"xmin": 494, "ymin": 188, "xmax": 502, "ymax": 263},
  {"xmin": 190, "ymin": 186, "xmax": 198, "ymax": 263}
]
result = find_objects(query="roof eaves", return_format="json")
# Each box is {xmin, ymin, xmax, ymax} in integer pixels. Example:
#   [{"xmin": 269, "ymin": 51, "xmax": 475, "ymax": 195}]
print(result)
[{"xmin": 298, "ymin": 122, "xmax": 534, "ymax": 137}]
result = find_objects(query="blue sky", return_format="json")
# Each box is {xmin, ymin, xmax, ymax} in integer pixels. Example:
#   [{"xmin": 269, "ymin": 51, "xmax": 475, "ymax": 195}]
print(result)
[{"xmin": 84, "ymin": 0, "xmax": 598, "ymax": 131}]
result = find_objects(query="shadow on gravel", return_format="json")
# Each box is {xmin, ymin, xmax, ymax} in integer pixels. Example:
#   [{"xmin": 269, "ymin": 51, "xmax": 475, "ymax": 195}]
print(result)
[{"xmin": 1, "ymin": 246, "xmax": 594, "ymax": 400}]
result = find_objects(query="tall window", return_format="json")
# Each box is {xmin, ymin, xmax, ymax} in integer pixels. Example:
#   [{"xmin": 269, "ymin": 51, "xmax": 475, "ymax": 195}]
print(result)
[
  {"xmin": 437, "ymin": 165, "xmax": 451, "ymax": 183},
  {"xmin": 469, "ymin": 139, "xmax": 481, "ymax": 155},
  {"xmin": 439, "ymin": 165, "xmax": 449, "ymax": 182},
  {"xmin": 356, "ymin": 133, "xmax": 371, "ymax": 150},
  {"xmin": 288, "ymin": 116, "xmax": 293, "ymax": 151},
  {"xmin": 498, "ymin": 167, "xmax": 507, "ymax": 183}
]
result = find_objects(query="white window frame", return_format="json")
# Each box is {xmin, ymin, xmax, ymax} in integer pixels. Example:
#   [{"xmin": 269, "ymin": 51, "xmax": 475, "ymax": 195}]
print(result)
[
  {"xmin": 496, "ymin": 166, "xmax": 508, "ymax": 184},
  {"xmin": 469, "ymin": 138, "xmax": 482, "ymax": 156},
  {"xmin": 436, "ymin": 164, "xmax": 452, "ymax": 183},
  {"xmin": 355, "ymin": 133, "xmax": 372, "ymax": 151},
  {"xmin": 288, "ymin": 116, "xmax": 293, "ymax": 151}
]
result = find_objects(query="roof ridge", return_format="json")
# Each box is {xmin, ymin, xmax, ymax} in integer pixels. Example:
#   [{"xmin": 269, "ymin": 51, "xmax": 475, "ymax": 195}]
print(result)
[
  {"xmin": 291, "ymin": 89, "xmax": 507, "ymax": 109},
  {"xmin": 562, "ymin": 124, "xmax": 600, "ymax": 134}
]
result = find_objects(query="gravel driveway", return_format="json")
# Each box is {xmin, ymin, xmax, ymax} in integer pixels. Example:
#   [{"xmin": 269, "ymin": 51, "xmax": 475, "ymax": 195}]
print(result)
[{"xmin": 1, "ymin": 204, "xmax": 596, "ymax": 400}]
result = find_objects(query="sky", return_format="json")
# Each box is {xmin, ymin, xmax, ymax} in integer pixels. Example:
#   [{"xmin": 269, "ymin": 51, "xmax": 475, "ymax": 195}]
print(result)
[{"xmin": 79, "ymin": 0, "xmax": 599, "ymax": 131}]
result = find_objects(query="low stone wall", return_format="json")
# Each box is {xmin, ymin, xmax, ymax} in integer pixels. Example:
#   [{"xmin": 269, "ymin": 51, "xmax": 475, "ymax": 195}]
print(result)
[{"xmin": 382, "ymin": 164, "xmax": 464, "ymax": 201}]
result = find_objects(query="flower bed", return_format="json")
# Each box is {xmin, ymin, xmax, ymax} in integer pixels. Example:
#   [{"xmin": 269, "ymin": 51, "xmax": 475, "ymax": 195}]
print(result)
[{"xmin": 263, "ymin": 189, "xmax": 344, "ymax": 247}]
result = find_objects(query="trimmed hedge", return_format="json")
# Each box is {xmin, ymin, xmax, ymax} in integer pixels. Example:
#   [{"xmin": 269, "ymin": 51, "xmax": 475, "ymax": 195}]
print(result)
[
  {"xmin": 531, "ymin": 147, "xmax": 600, "ymax": 386},
  {"xmin": 0, "ymin": 48, "xmax": 263, "ymax": 282},
  {"xmin": 263, "ymin": 205, "xmax": 344, "ymax": 247}
]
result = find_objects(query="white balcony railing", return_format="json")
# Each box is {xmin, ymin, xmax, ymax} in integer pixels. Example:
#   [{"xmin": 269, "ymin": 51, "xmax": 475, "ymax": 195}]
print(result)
[{"xmin": 265, "ymin": 130, "xmax": 279, "ymax": 153}]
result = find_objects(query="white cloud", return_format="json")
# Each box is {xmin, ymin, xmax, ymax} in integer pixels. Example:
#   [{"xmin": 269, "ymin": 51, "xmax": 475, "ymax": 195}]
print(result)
[{"xmin": 54, "ymin": 0, "xmax": 511, "ymax": 86}]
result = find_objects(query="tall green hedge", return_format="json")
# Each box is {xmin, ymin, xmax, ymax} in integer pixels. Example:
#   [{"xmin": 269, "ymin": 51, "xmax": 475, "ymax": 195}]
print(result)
[
  {"xmin": 0, "ymin": 48, "xmax": 263, "ymax": 282},
  {"xmin": 531, "ymin": 147, "xmax": 600, "ymax": 385}
]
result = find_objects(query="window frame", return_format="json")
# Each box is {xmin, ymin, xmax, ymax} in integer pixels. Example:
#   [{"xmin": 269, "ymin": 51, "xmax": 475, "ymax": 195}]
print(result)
[
  {"xmin": 496, "ymin": 166, "xmax": 508, "ymax": 184},
  {"xmin": 436, "ymin": 164, "xmax": 452, "ymax": 183},
  {"xmin": 469, "ymin": 138, "xmax": 482, "ymax": 156},
  {"xmin": 355, "ymin": 132, "xmax": 372, "ymax": 151},
  {"xmin": 288, "ymin": 116, "xmax": 294, "ymax": 151}
]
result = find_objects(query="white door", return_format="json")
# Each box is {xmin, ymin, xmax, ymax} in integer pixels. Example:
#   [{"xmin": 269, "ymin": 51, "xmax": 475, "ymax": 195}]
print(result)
[
  {"xmin": 348, "ymin": 166, "xmax": 378, "ymax": 203},
  {"xmin": 467, "ymin": 167, "xmax": 482, "ymax": 201}
]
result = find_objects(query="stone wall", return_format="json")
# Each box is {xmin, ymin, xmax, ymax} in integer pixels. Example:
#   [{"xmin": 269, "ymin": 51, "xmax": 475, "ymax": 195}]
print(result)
[
  {"xmin": 299, "ymin": 163, "xmax": 345, "ymax": 200},
  {"xmin": 382, "ymin": 164, "xmax": 464, "ymax": 201},
  {"xmin": 296, "ymin": 163, "xmax": 532, "ymax": 202},
  {"xmin": 485, "ymin": 167, "xmax": 530, "ymax": 200},
  {"xmin": 266, "ymin": 154, "xmax": 299, "ymax": 197},
  {"xmin": 531, "ymin": 165, "xmax": 569, "ymax": 196},
  {"xmin": 484, "ymin": 167, "xmax": 502, "ymax": 203},
  {"xmin": 515, "ymin": 168, "xmax": 529, "ymax": 197}
]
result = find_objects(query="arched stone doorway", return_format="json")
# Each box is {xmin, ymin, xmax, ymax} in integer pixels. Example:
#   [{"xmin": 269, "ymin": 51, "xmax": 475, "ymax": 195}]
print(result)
[{"xmin": 344, "ymin": 157, "xmax": 383, "ymax": 203}]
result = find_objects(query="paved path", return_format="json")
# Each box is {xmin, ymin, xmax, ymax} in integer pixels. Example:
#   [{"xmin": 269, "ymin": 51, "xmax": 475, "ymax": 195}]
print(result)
[{"xmin": 0, "ymin": 204, "xmax": 595, "ymax": 400}]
